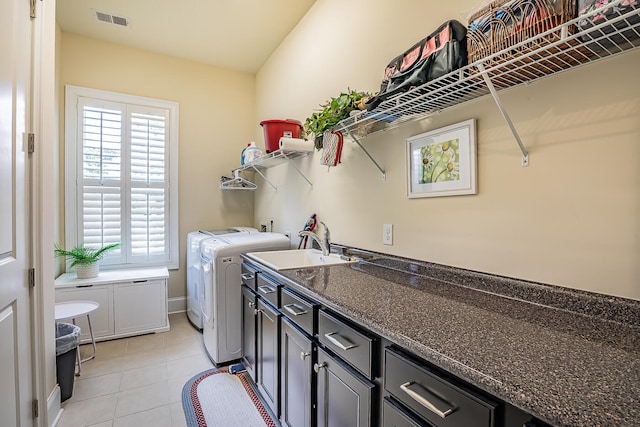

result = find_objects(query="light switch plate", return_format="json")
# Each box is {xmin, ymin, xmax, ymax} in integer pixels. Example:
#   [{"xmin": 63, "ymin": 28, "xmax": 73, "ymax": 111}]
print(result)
[{"xmin": 383, "ymin": 224, "xmax": 393, "ymax": 245}]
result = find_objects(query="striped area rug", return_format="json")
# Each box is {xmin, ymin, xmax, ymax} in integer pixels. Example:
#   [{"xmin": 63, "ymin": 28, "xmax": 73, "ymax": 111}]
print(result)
[{"xmin": 182, "ymin": 368, "xmax": 278, "ymax": 427}]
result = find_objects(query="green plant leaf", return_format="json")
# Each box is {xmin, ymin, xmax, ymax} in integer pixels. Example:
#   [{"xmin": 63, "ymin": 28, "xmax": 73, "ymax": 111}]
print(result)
[
  {"xmin": 303, "ymin": 89, "xmax": 374, "ymax": 141},
  {"xmin": 54, "ymin": 243, "xmax": 121, "ymax": 268}
]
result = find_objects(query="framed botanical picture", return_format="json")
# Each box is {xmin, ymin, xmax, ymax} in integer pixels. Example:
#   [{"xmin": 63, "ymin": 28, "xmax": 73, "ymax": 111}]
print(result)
[{"xmin": 406, "ymin": 119, "xmax": 477, "ymax": 198}]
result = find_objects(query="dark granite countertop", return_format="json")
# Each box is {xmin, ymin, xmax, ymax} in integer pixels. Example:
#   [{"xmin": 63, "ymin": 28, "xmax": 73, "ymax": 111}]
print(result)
[{"xmin": 243, "ymin": 247, "xmax": 640, "ymax": 427}]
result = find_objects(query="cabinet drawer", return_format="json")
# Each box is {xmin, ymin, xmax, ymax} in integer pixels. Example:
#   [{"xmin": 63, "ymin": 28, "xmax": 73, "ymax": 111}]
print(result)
[
  {"xmin": 383, "ymin": 397, "xmax": 431, "ymax": 427},
  {"xmin": 256, "ymin": 274, "xmax": 280, "ymax": 307},
  {"xmin": 385, "ymin": 347, "xmax": 497, "ymax": 427},
  {"xmin": 318, "ymin": 309, "xmax": 377, "ymax": 380},
  {"xmin": 281, "ymin": 287, "xmax": 316, "ymax": 336},
  {"xmin": 241, "ymin": 263, "xmax": 258, "ymax": 291}
]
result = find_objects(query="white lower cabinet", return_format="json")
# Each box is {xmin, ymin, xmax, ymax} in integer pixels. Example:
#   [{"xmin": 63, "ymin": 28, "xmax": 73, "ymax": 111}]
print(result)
[
  {"xmin": 55, "ymin": 268, "xmax": 169, "ymax": 342},
  {"xmin": 55, "ymin": 284, "xmax": 114, "ymax": 341},
  {"xmin": 114, "ymin": 280, "xmax": 167, "ymax": 334}
]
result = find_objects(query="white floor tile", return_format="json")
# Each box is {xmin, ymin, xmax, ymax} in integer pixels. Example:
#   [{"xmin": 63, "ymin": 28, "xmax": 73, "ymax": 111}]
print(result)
[
  {"xmin": 113, "ymin": 405, "xmax": 173, "ymax": 427},
  {"xmin": 114, "ymin": 381, "xmax": 170, "ymax": 418},
  {"xmin": 169, "ymin": 401, "xmax": 188, "ymax": 427},
  {"xmin": 58, "ymin": 394, "xmax": 117, "ymax": 427},
  {"xmin": 69, "ymin": 372, "xmax": 122, "ymax": 403},
  {"xmin": 79, "ymin": 357, "xmax": 125, "ymax": 379},
  {"xmin": 164, "ymin": 340, "xmax": 204, "ymax": 362},
  {"xmin": 165, "ymin": 353, "xmax": 214, "ymax": 381},
  {"xmin": 121, "ymin": 348, "xmax": 167, "ymax": 371},
  {"xmin": 119, "ymin": 363, "xmax": 168, "ymax": 391},
  {"xmin": 125, "ymin": 333, "xmax": 165, "ymax": 354},
  {"xmin": 167, "ymin": 376, "xmax": 190, "ymax": 403}
]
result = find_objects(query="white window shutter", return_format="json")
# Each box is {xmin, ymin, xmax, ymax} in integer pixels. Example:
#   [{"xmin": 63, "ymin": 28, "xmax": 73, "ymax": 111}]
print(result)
[
  {"xmin": 67, "ymin": 86, "xmax": 178, "ymax": 269},
  {"xmin": 129, "ymin": 108, "xmax": 170, "ymax": 263}
]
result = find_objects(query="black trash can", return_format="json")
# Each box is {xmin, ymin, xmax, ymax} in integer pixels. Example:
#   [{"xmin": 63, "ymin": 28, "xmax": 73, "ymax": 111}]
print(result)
[{"xmin": 55, "ymin": 322, "xmax": 81, "ymax": 402}]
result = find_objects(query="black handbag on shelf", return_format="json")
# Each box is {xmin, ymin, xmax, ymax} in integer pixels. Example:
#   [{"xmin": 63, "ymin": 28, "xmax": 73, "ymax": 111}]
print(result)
[{"xmin": 365, "ymin": 20, "xmax": 468, "ymax": 111}]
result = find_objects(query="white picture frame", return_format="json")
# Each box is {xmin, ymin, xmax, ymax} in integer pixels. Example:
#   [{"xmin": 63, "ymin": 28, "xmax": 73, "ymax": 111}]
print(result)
[{"xmin": 406, "ymin": 119, "xmax": 477, "ymax": 198}]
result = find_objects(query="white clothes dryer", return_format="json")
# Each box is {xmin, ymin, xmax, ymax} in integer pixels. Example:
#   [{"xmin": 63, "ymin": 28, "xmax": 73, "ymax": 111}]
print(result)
[
  {"xmin": 186, "ymin": 227, "xmax": 258, "ymax": 329},
  {"xmin": 200, "ymin": 232, "xmax": 289, "ymax": 366}
]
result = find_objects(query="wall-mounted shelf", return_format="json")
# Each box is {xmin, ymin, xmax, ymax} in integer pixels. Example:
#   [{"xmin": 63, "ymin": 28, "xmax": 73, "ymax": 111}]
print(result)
[
  {"xmin": 230, "ymin": 148, "xmax": 313, "ymax": 190},
  {"xmin": 333, "ymin": 1, "xmax": 640, "ymax": 166}
]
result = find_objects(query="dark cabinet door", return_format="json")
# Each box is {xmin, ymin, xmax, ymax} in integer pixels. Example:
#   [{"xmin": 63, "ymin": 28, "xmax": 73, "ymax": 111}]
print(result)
[
  {"xmin": 241, "ymin": 285, "xmax": 257, "ymax": 381},
  {"xmin": 257, "ymin": 298, "xmax": 280, "ymax": 418},
  {"xmin": 316, "ymin": 346, "xmax": 375, "ymax": 427},
  {"xmin": 281, "ymin": 318, "xmax": 313, "ymax": 427}
]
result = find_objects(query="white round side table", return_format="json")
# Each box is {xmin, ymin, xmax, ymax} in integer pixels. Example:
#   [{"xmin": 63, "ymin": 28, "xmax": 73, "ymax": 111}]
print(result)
[{"xmin": 54, "ymin": 300, "xmax": 99, "ymax": 376}]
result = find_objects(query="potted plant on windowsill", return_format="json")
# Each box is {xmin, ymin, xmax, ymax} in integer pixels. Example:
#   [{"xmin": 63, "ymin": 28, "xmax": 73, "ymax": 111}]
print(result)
[
  {"xmin": 54, "ymin": 243, "xmax": 120, "ymax": 279},
  {"xmin": 303, "ymin": 89, "xmax": 373, "ymax": 149}
]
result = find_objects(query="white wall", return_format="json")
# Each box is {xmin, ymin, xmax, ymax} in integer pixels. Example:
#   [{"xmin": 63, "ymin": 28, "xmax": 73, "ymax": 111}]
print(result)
[{"xmin": 254, "ymin": 0, "xmax": 640, "ymax": 299}]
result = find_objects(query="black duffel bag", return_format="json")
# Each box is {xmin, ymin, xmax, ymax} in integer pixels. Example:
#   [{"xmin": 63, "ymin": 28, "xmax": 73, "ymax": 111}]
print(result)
[{"xmin": 366, "ymin": 20, "xmax": 468, "ymax": 111}]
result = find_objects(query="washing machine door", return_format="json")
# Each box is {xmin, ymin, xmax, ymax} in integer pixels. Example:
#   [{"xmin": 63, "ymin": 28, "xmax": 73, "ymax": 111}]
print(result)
[
  {"xmin": 201, "ymin": 254, "xmax": 214, "ymax": 328},
  {"xmin": 186, "ymin": 233, "xmax": 207, "ymax": 328}
]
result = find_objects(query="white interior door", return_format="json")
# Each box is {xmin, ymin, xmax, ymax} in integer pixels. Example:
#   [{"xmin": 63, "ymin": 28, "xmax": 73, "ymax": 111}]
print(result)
[{"xmin": 0, "ymin": 0, "xmax": 34, "ymax": 423}]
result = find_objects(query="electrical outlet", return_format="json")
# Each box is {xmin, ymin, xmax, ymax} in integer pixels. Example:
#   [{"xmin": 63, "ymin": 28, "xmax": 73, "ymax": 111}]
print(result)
[
  {"xmin": 383, "ymin": 224, "xmax": 393, "ymax": 245},
  {"xmin": 259, "ymin": 222, "xmax": 267, "ymax": 232}
]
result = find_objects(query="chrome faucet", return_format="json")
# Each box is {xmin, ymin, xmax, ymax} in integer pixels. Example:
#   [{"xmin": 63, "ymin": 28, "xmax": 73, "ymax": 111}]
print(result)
[{"xmin": 298, "ymin": 221, "xmax": 331, "ymax": 256}]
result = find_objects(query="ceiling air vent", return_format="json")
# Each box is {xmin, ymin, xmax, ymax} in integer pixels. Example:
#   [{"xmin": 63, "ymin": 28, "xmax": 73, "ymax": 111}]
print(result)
[{"xmin": 92, "ymin": 9, "xmax": 130, "ymax": 28}]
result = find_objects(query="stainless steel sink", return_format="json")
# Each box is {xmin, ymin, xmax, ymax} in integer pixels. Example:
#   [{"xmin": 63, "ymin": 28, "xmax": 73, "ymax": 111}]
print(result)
[{"xmin": 246, "ymin": 249, "xmax": 356, "ymax": 271}]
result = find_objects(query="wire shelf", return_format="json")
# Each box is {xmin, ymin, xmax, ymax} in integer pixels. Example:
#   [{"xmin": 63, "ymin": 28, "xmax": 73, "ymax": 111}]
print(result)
[
  {"xmin": 334, "ymin": 0, "xmax": 640, "ymax": 139},
  {"xmin": 235, "ymin": 148, "xmax": 311, "ymax": 172},
  {"xmin": 230, "ymin": 148, "xmax": 313, "ymax": 190}
]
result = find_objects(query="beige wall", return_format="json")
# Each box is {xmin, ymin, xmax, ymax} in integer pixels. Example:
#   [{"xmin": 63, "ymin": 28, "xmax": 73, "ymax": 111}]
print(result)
[
  {"xmin": 58, "ymin": 33, "xmax": 256, "ymax": 298},
  {"xmin": 255, "ymin": 0, "xmax": 640, "ymax": 299}
]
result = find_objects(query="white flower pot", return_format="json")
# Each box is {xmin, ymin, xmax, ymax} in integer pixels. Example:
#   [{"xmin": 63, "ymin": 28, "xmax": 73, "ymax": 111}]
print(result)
[{"xmin": 76, "ymin": 263, "xmax": 99, "ymax": 279}]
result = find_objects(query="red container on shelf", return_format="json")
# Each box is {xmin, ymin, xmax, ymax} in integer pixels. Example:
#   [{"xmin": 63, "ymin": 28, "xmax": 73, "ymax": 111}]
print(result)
[{"xmin": 260, "ymin": 119, "xmax": 303, "ymax": 153}]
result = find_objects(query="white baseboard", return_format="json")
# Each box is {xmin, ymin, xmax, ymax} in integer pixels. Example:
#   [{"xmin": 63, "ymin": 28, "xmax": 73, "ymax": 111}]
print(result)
[
  {"xmin": 168, "ymin": 296, "xmax": 186, "ymax": 314},
  {"xmin": 48, "ymin": 385, "xmax": 62, "ymax": 427}
]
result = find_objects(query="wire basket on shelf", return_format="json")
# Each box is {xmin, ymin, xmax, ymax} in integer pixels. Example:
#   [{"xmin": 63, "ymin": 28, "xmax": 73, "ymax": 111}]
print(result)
[{"xmin": 467, "ymin": 0, "xmax": 578, "ymax": 69}]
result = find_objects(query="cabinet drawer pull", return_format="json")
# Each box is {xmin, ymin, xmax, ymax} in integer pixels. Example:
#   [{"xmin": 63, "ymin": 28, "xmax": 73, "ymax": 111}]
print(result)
[
  {"xmin": 284, "ymin": 304, "xmax": 308, "ymax": 316},
  {"xmin": 324, "ymin": 332, "xmax": 357, "ymax": 351},
  {"xmin": 313, "ymin": 362, "xmax": 326, "ymax": 373},
  {"xmin": 241, "ymin": 273, "xmax": 254, "ymax": 282},
  {"xmin": 258, "ymin": 285, "xmax": 276, "ymax": 295},
  {"xmin": 75, "ymin": 284, "xmax": 94, "ymax": 288},
  {"xmin": 300, "ymin": 352, "xmax": 311, "ymax": 361},
  {"xmin": 400, "ymin": 381, "xmax": 456, "ymax": 419},
  {"xmin": 133, "ymin": 280, "xmax": 148, "ymax": 283}
]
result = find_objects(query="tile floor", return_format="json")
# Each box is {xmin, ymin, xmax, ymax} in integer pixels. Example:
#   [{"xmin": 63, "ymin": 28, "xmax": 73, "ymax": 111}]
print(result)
[{"xmin": 56, "ymin": 312, "xmax": 213, "ymax": 427}]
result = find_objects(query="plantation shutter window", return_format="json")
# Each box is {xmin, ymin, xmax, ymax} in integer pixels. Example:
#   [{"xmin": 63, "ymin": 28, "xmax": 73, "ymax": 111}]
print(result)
[
  {"xmin": 65, "ymin": 86, "xmax": 179, "ymax": 270},
  {"xmin": 129, "ymin": 108, "xmax": 169, "ymax": 264},
  {"xmin": 80, "ymin": 102, "xmax": 123, "ymax": 264}
]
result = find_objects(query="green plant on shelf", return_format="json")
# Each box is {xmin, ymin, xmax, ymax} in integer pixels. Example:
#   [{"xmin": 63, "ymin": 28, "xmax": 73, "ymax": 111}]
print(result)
[
  {"xmin": 303, "ymin": 89, "xmax": 373, "ymax": 148},
  {"xmin": 54, "ymin": 243, "xmax": 120, "ymax": 267}
]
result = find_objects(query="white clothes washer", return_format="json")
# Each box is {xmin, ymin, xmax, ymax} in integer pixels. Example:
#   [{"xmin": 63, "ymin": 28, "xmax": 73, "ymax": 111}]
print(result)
[
  {"xmin": 200, "ymin": 232, "xmax": 289, "ymax": 366},
  {"xmin": 186, "ymin": 227, "xmax": 258, "ymax": 329}
]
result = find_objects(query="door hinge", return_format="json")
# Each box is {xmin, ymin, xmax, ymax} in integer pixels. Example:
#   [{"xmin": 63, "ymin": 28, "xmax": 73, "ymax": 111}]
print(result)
[
  {"xmin": 27, "ymin": 133, "xmax": 35, "ymax": 153},
  {"xmin": 28, "ymin": 268, "xmax": 35, "ymax": 288},
  {"xmin": 32, "ymin": 399, "xmax": 39, "ymax": 418},
  {"xmin": 30, "ymin": 0, "xmax": 37, "ymax": 19}
]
